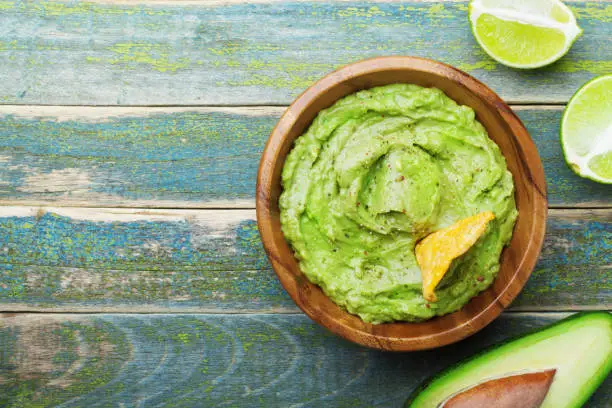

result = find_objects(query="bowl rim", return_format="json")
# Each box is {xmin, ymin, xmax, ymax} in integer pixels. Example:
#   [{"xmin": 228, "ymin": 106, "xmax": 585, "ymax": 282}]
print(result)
[{"xmin": 256, "ymin": 56, "xmax": 548, "ymax": 351}]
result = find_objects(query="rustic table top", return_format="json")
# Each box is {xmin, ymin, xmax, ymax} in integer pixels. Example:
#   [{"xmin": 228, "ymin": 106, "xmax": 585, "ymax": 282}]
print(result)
[{"xmin": 0, "ymin": 1, "xmax": 610, "ymax": 407}]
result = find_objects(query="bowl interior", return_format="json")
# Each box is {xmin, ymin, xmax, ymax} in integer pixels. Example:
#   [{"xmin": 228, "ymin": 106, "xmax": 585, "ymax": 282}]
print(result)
[{"xmin": 256, "ymin": 57, "xmax": 547, "ymax": 351}]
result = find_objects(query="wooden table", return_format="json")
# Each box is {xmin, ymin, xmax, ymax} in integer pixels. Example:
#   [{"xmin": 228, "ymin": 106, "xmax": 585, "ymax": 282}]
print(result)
[{"xmin": 0, "ymin": 1, "xmax": 609, "ymax": 406}]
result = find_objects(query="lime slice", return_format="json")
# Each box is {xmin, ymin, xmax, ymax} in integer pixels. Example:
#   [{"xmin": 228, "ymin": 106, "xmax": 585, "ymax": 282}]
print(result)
[
  {"xmin": 469, "ymin": 0, "xmax": 582, "ymax": 69},
  {"xmin": 561, "ymin": 75, "xmax": 612, "ymax": 184}
]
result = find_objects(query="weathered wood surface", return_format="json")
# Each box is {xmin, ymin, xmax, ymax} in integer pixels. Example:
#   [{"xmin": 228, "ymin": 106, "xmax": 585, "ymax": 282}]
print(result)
[
  {"xmin": 0, "ymin": 312, "xmax": 609, "ymax": 407},
  {"xmin": 1, "ymin": 0, "xmax": 610, "ymax": 404},
  {"xmin": 0, "ymin": 106, "xmax": 609, "ymax": 208},
  {"xmin": 0, "ymin": 207, "xmax": 608, "ymax": 312},
  {"xmin": 0, "ymin": 1, "xmax": 610, "ymax": 106}
]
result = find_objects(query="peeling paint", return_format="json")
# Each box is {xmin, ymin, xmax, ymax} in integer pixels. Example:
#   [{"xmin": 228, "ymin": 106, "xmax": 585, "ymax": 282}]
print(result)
[
  {"xmin": 571, "ymin": 4, "xmax": 612, "ymax": 23},
  {"xmin": 98, "ymin": 43, "xmax": 191, "ymax": 73},
  {"xmin": 17, "ymin": 169, "xmax": 92, "ymax": 194},
  {"xmin": 0, "ymin": 1, "xmax": 608, "ymax": 104}
]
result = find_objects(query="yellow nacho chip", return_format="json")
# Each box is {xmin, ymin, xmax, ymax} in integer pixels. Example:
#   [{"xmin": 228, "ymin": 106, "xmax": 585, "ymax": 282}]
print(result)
[{"xmin": 416, "ymin": 211, "xmax": 495, "ymax": 302}]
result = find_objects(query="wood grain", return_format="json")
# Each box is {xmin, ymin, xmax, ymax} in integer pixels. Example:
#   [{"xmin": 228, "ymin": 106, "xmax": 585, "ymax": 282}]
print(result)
[
  {"xmin": 0, "ymin": 1, "xmax": 609, "ymax": 105},
  {"xmin": 0, "ymin": 207, "xmax": 607, "ymax": 312},
  {"xmin": 0, "ymin": 106, "xmax": 609, "ymax": 208},
  {"xmin": 0, "ymin": 312, "xmax": 610, "ymax": 407},
  {"xmin": 0, "ymin": 0, "xmax": 607, "ymax": 401}
]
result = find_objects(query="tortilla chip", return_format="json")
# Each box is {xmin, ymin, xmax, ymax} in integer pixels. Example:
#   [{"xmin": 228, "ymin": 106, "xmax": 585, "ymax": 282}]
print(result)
[{"xmin": 416, "ymin": 211, "xmax": 495, "ymax": 302}]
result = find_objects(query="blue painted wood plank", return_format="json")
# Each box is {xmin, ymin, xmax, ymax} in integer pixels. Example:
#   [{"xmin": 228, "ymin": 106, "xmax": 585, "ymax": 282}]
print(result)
[
  {"xmin": 0, "ymin": 207, "xmax": 608, "ymax": 311},
  {"xmin": 0, "ymin": 1, "xmax": 609, "ymax": 105},
  {"xmin": 0, "ymin": 108, "xmax": 272, "ymax": 207},
  {"xmin": 0, "ymin": 312, "xmax": 609, "ymax": 407},
  {"xmin": 0, "ymin": 107, "xmax": 609, "ymax": 207}
]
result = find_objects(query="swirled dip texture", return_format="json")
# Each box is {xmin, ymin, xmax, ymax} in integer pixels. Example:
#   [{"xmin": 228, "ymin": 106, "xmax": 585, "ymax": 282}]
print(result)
[{"xmin": 279, "ymin": 84, "xmax": 517, "ymax": 323}]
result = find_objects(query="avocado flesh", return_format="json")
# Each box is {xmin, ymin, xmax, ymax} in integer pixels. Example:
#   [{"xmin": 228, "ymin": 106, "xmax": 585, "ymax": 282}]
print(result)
[{"xmin": 407, "ymin": 312, "xmax": 612, "ymax": 408}]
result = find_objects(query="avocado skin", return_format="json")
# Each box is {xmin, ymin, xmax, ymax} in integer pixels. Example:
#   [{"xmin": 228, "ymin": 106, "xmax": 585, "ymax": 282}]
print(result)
[{"xmin": 404, "ymin": 312, "xmax": 612, "ymax": 408}]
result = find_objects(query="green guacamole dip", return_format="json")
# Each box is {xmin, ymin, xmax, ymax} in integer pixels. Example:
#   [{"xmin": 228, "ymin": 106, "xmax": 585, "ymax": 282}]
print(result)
[{"xmin": 279, "ymin": 84, "xmax": 517, "ymax": 323}]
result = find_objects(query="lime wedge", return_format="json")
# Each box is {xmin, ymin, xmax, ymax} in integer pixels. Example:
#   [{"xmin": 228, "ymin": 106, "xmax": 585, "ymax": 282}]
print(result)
[
  {"xmin": 561, "ymin": 75, "xmax": 612, "ymax": 184},
  {"xmin": 469, "ymin": 0, "xmax": 582, "ymax": 69}
]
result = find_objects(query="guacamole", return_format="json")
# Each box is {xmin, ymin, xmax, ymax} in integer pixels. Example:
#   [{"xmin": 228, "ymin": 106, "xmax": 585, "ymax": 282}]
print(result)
[{"xmin": 279, "ymin": 84, "xmax": 517, "ymax": 323}]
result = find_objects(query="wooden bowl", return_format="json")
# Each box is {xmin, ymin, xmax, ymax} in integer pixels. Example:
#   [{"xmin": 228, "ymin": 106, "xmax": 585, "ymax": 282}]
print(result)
[{"xmin": 256, "ymin": 57, "xmax": 547, "ymax": 351}]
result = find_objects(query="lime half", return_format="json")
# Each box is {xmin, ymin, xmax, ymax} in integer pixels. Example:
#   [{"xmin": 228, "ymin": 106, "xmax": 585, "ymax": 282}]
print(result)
[
  {"xmin": 469, "ymin": 0, "xmax": 582, "ymax": 69},
  {"xmin": 561, "ymin": 75, "xmax": 612, "ymax": 184}
]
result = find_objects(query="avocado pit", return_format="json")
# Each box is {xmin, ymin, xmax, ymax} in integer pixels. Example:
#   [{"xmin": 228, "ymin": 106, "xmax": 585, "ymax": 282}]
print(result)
[{"xmin": 442, "ymin": 369, "xmax": 556, "ymax": 408}]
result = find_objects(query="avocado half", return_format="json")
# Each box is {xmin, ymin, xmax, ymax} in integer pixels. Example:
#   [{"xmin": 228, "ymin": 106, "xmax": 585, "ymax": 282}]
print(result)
[{"xmin": 406, "ymin": 312, "xmax": 612, "ymax": 408}]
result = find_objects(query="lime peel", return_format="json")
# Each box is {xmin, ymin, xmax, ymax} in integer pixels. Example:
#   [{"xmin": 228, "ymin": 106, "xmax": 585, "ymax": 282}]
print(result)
[
  {"xmin": 470, "ymin": 5, "xmax": 581, "ymax": 39},
  {"xmin": 561, "ymin": 74, "xmax": 612, "ymax": 184},
  {"xmin": 469, "ymin": 0, "xmax": 582, "ymax": 69},
  {"xmin": 566, "ymin": 124, "xmax": 612, "ymax": 180}
]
